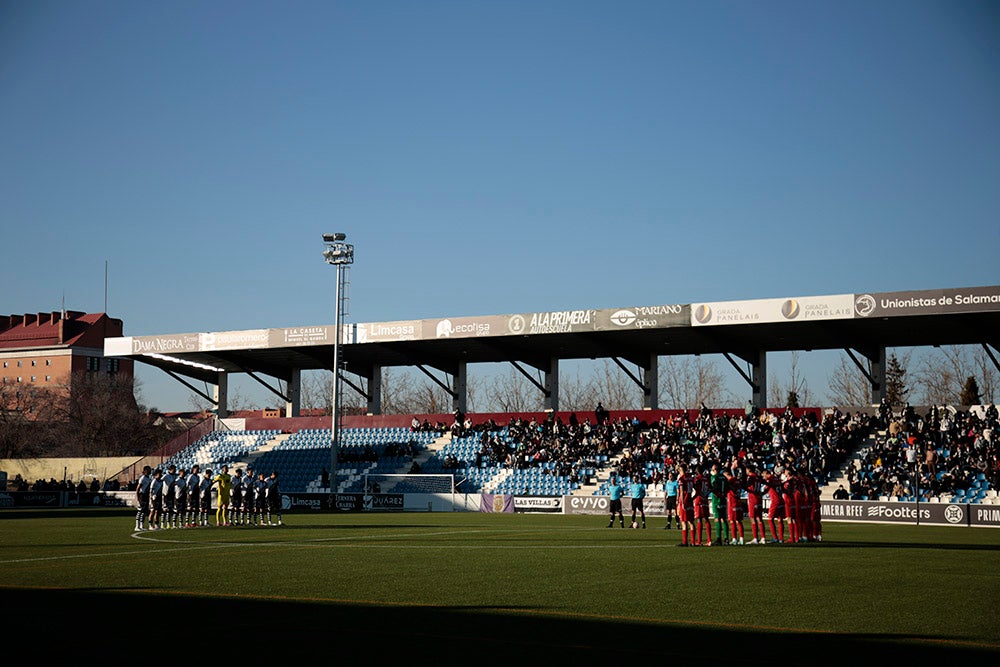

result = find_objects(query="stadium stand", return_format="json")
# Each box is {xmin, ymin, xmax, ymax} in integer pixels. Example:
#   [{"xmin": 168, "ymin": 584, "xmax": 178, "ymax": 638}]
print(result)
[
  {"xmin": 846, "ymin": 403, "xmax": 999, "ymax": 503},
  {"xmin": 156, "ymin": 404, "xmax": 996, "ymax": 502},
  {"xmin": 163, "ymin": 426, "xmax": 444, "ymax": 493}
]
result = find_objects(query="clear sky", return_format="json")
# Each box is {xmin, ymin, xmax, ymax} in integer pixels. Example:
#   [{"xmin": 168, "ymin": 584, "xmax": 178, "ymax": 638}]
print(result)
[{"xmin": 2, "ymin": 1, "xmax": 998, "ymax": 412}]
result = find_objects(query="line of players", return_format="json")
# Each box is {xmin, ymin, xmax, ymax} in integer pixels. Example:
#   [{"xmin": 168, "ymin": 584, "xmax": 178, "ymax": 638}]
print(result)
[
  {"xmin": 134, "ymin": 463, "xmax": 282, "ymax": 531},
  {"xmin": 673, "ymin": 463, "xmax": 822, "ymax": 546}
]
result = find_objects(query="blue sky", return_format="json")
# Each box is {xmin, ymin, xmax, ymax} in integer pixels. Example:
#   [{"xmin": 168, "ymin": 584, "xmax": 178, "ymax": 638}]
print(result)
[{"xmin": 2, "ymin": 1, "xmax": 998, "ymax": 411}]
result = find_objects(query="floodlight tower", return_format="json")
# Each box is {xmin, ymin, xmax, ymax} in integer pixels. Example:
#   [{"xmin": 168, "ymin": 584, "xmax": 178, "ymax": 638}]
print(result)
[{"xmin": 322, "ymin": 232, "xmax": 354, "ymax": 496}]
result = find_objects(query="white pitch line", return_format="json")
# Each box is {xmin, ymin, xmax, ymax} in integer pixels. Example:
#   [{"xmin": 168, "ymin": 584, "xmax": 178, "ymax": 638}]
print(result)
[
  {"xmin": 0, "ymin": 542, "xmax": 242, "ymax": 565},
  {"xmin": 2, "ymin": 525, "xmax": 672, "ymax": 563}
]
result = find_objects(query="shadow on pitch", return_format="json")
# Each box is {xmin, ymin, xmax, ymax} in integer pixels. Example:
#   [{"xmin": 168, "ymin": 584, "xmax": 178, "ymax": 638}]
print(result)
[{"xmin": 5, "ymin": 587, "xmax": 996, "ymax": 661}]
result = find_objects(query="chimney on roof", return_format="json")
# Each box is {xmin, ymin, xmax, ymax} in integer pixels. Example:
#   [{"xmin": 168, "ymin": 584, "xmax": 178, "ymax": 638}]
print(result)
[
  {"xmin": 23, "ymin": 314, "xmax": 37, "ymax": 326},
  {"xmin": 38, "ymin": 312, "xmax": 51, "ymax": 326},
  {"xmin": 9, "ymin": 315, "xmax": 23, "ymax": 328},
  {"xmin": 51, "ymin": 311, "xmax": 61, "ymax": 324}
]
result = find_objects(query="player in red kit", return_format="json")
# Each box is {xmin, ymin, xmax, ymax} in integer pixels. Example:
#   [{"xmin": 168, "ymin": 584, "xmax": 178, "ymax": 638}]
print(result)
[
  {"xmin": 693, "ymin": 468, "xmax": 713, "ymax": 546},
  {"xmin": 744, "ymin": 466, "xmax": 766, "ymax": 544},
  {"xmin": 762, "ymin": 469, "xmax": 784, "ymax": 543},
  {"xmin": 803, "ymin": 471, "xmax": 822, "ymax": 541},
  {"xmin": 781, "ymin": 470, "xmax": 799, "ymax": 544},
  {"xmin": 794, "ymin": 470, "xmax": 812, "ymax": 542},
  {"xmin": 675, "ymin": 464, "xmax": 696, "ymax": 547},
  {"xmin": 723, "ymin": 469, "xmax": 745, "ymax": 545}
]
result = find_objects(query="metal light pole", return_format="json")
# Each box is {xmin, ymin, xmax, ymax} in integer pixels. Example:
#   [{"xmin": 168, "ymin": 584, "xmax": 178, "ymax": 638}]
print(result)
[{"xmin": 322, "ymin": 233, "xmax": 354, "ymax": 497}]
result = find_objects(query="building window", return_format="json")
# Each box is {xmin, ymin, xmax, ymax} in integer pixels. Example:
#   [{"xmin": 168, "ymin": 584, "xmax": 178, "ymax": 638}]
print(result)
[
  {"xmin": 107, "ymin": 358, "xmax": 120, "ymax": 374},
  {"xmin": 45, "ymin": 375, "xmax": 51, "ymax": 382},
  {"xmin": 17, "ymin": 360, "xmax": 21, "ymax": 367},
  {"xmin": 16, "ymin": 376, "xmax": 22, "ymax": 382},
  {"xmin": 46, "ymin": 359, "xmax": 51, "ymax": 366},
  {"xmin": 2, "ymin": 361, "xmax": 7, "ymax": 368},
  {"xmin": 86, "ymin": 357, "xmax": 101, "ymax": 372},
  {"xmin": 31, "ymin": 360, "xmax": 36, "ymax": 366},
  {"xmin": 30, "ymin": 376, "xmax": 36, "ymax": 382}
]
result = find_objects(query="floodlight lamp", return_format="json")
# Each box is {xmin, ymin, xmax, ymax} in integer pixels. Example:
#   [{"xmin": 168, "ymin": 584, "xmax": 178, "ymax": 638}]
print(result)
[
  {"xmin": 323, "ymin": 243, "xmax": 354, "ymax": 265},
  {"xmin": 323, "ymin": 232, "xmax": 347, "ymax": 242}
]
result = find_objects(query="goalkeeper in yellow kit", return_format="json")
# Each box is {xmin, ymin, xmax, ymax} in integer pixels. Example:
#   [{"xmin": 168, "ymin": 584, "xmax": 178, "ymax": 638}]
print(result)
[{"xmin": 213, "ymin": 464, "xmax": 233, "ymax": 526}]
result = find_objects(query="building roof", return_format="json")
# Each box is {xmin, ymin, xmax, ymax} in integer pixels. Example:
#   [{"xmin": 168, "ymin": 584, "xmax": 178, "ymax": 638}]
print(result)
[
  {"xmin": 0, "ymin": 311, "xmax": 122, "ymax": 351},
  {"xmin": 104, "ymin": 285, "xmax": 1000, "ymax": 385}
]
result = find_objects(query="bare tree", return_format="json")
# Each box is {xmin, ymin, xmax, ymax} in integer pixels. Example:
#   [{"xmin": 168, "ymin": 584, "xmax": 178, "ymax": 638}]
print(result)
[
  {"xmin": 824, "ymin": 349, "xmax": 912, "ymax": 409},
  {"xmin": 972, "ymin": 346, "xmax": 999, "ymax": 404},
  {"xmin": 0, "ymin": 383, "xmax": 52, "ymax": 458},
  {"xmin": 591, "ymin": 359, "xmax": 641, "ymax": 410},
  {"xmin": 769, "ymin": 351, "xmax": 813, "ymax": 407},
  {"xmin": 380, "ymin": 368, "xmax": 417, "ymax": 414},
  {"xmin": 300, "ymin": 371, "xmax": 333, "ymax": 414},
  {"xmin": 911, "ymin": 345, "xmax": 984, "ymax": 406},
  {"xmin": 377, "ymin": 367, "xmax": 453, "ymax": 415},
  {"xmin": 558, "ymin": 367, "xmax": 600, "ymax": 413},
  {"xmin": 827, "ymin": 351, "xmax": 891, "ymax": 409},
  {"xmin": 658, "ymin": 355, "xmax": 728, "ymax": 409},
  {"xmin": 484, "ymin": 367, "xmax": 545, "ymax": 413},
  {"xmin": 47, "ymin": 372, "xmax": 168, "ymax": 457},
  {"xmin": 186, "ymin": 383, "xmax": 252, "ymax": 414},
  {"xmin": 413, "ymin": 376, "xmax": 453, "ymax": 414},
  {"xmin": 465, "ymin": 373, "xmax": 486, "ymax": 413}
]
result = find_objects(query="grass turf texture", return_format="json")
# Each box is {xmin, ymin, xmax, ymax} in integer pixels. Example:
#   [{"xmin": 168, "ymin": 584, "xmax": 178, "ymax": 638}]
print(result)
[{"xmin": 1, "ymin": 509, "xmax": 997, "ymax": 661}]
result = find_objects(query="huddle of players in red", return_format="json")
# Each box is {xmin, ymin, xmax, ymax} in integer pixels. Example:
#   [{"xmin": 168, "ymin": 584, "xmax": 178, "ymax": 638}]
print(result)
[{"xmin": 674, "ymin": 463, "xmax": 822, "ymax": 546}]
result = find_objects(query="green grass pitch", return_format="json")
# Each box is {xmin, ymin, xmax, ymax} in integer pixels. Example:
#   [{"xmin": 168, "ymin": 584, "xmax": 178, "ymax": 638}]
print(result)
[{"xmin": 1, "ymin": 509, "xmax": 997, "ymax": 661}]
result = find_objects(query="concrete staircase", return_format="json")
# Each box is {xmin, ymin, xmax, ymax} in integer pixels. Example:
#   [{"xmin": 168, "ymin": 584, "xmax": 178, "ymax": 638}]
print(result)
[
  {"xmin": 820, "ymin": 432, "xmax": 878, "ymax": 500},
  {"xmin": 230, "ymin": 432, "xmax": 292, "ymax": 474},
  {"xmin": 570, "ymin": 451, "xmax": 626, "ymax": 497},
  {"xmin": 406, "ymin": 433, "xmax": 452, "ymax": 472}
]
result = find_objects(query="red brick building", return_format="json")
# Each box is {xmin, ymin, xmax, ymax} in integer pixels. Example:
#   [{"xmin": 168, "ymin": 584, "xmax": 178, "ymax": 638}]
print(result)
[{"xmin": 0, "ymin": 310, "xmax": 134, "ymax": 398}]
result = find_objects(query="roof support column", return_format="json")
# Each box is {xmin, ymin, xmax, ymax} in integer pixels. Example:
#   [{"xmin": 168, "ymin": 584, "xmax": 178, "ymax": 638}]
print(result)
[
  {"xmin": 543, "ymin": 357, "xmax": 559, "ymax": 412},
  {"xmin": 723, "ymin": 350, "xmax": 767, "ymax": 409},
  {"xmin": 284, "ymin": 368, "xmax": 301, "ymax": 417},
  {"xmin": 644, "ymin": 353, "xmax": 658, "ymax": 410},
  {"xmin": 452, "ymin": 361, "xmax": 468, "ymax": 415},
  {"xmin": 751, "ymin": 350, "xmax": 767, "ymax": 410},
  {"xmin": 845, "ymin": 345, "xmax": 886, "ymax": 405},
  {"xmin": 214, "ymin": 372, "xmax": 229, "ymax": 419},
  {"xmin": 367, "ymin": 365, "xmax": 382, "ymax": 415},
  {"xmin": 868, "ymin": 346, "xmax": 886, "ymax": 405}
]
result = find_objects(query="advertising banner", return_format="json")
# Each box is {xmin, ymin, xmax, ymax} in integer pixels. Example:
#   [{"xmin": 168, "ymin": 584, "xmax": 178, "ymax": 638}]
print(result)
[
  {"xmin": 269, "ymin": 326, "xmax": 333, "ymax": 347},
  {"xmin": 67, "ymin": 492, "xmax": 130, "ymax": 508},
  {"xmin": 127, "ymin": 333, "xmax": 200, "ymax": 355},
  {"xmin": 513, "ymin": 496, "xmax": 562, "ymax": 512},
  {"xmin": 593, "ymin": 305, "xmax": 689, "ymax": 331},
  {"xmin": 427, "ymin": 315, "xmax": 506, "ymax": 339},
  {"xmin": 331, "ymin": 493, "xmax": 404, "ymax": 512},
  {"xmin": 0, "ymin": 491, "xmax": 62, "ymax": 509},
  {"xmin": 853, "ymin": 286, "xmax": 1000, "ymax": 318},
  {"xmin": 968, "ymin": 504, "xmax": 1000, "ymax": 528},
  {"xmin": 363, "ymin": 493, "xmax": 405, "ymax": 511},
  {"xmin": 561, "ymin": 495, "xmax": 665, "ymax": 516},
  {"xmin": 820, "ymin": 499, "xmax": 970, "ymax": 526},
  {"xmin": 692, "ymin": 294, "xmax": 855, "ymax": 327},
  {"xmin": 355, "ymin": 320, "xmax": 421, "ymax": 342},
  {"xmin": 480, "ymin": 493, "xmax": 515, "ymax": 512},
  {"xmin": 504, "ymin": 309, "xmax": 598, "ymax": 336},
  {"xmin": 396, "ymin": 304, "xmax": 691, "ymax": 342},
  {"xmin": 283, "ymin": 493, "xmax": 335, "ymax": 511},
  {"xmin": 200, "ymin": 329, "xmax": 269, "ymax": 351},
  {"xmin": 563, "ymin": 495, "xmax": 610, "ymax": 515}
]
